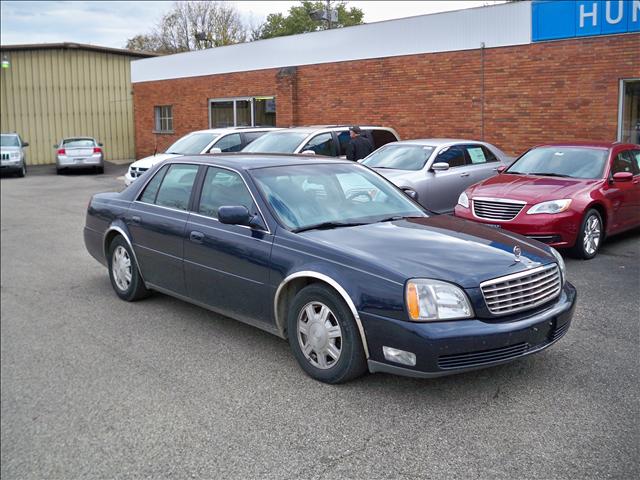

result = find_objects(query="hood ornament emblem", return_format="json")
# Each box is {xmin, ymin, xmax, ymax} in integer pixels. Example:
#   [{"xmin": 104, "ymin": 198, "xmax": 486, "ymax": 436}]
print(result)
[{"xmin": 513, "ymin": 245, "xmax": 521, "ymax": 262}]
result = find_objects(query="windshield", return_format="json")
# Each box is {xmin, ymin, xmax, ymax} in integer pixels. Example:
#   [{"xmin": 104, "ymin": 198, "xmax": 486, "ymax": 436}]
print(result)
[
  {"xmin": 251, "ymin": 163, "xmax": 426, "ymax": 231},
  {"xmin": 242, "ymin": 132, "xmax": 308, "ymax": 153},
  {"xmin": 63, "ymin": 138, "xmax": 95, "ymax": 148},
  {"xmin": 166, "ymin": 133, "xmax": 218, "ymax": 155},
  {"xmin": 362, "ymin": 144, "xmax": 435, "ymax": 170},
  {"xmin": 1, "ymin": 135, "xmax": 20, "ymax": 147},
  {"xmin": 507, "ymin": 147, "xmax": 608, "ymax": 179}
]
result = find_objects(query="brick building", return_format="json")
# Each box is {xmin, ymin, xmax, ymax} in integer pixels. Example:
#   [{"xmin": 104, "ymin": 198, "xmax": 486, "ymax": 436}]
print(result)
[{"xmin": 130, "ymin": 0, "xmax": 640, "ymax": 159}]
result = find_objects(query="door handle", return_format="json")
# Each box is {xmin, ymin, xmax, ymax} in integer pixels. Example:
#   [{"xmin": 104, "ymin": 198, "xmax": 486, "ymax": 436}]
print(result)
[
  {"xmin": 131, "ymin": 215, "xmax": 141, "ymax": 224},
  {"xmin": 190, "ymin": 231, "xmax": 205, "ymax": 244},
  {"xmin": 492, "ymin": 167, "xmax": 499, "ymax": 171},
  {"xmin": 460, "ymin": 172, "xmax": 470, "ymax": 177}
]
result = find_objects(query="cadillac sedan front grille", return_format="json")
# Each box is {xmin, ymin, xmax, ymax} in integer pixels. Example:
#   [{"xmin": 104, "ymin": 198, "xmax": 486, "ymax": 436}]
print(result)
[
  {"xmin": 481, "ymin": 264, "xmax": 561, "ymax": 315},
  {"xmin": 473, "ymin": 198, "xmax": 525, "ymax": 221},
  {"xmin": 438, "ymin": 342, "xmax": 530, "ymax": 369}
]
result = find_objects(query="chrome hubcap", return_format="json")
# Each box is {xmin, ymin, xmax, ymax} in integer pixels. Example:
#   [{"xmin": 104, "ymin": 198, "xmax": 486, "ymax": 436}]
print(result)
[
  {"xmin": 112, "ymin": 246, "xmax": 132, "ymax": 291},
  {"xmin": 583, "ymin": 215, "xmax": 601, "ymax": 255},
  {"xmin": 297, "ymin": 301, "xmax": 342, "ymax": 369}
]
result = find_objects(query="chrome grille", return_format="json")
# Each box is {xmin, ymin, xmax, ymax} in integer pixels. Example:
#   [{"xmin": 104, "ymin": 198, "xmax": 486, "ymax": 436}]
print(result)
[
  {"xmin": 473, "ymin": 198, "xmax": 525, "ymax": 221},
  {"xmin": 481, "ymin": 264, "xmax": 561, "ymax": 315},
  {"xmin": 438, "ymin": 343, "xmax": 530, "ymax": 370},
  {"xmin": 129, "ymin": 167, "xmax": 149, "ymax": 178},
  {"xmin": 1, "ymin": 153, "xmax": 9, "ymax": 160}
]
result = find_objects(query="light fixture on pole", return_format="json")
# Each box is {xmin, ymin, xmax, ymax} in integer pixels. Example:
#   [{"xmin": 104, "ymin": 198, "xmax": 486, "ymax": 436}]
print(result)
[{"xmin": 1, "ymin": 55, "xmax": 10, "ymax": 69}]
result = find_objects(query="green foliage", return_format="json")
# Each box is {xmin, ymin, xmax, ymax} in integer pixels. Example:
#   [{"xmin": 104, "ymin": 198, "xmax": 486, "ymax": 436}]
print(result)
[{"xmin": 257, "ymin": 1, "xmax": 364, "ymax": 40}]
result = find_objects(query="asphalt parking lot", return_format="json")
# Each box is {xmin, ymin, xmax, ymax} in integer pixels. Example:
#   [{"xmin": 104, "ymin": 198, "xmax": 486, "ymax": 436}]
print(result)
[{"xmin": 1, "ymin": 164, "xmax": 639, "ymax": 479}]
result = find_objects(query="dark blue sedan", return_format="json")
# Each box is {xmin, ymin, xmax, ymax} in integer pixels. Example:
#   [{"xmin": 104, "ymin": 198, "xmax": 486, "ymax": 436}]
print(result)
[{"xmin": 84, "ymin": 155, "xmax": 576, "ymax": 383}]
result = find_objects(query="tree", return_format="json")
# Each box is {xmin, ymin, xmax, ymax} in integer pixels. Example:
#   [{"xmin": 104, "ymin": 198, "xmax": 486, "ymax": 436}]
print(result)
[
  {"xmin": 257, "ymin": 1, "xmax": 364, "ymax": 40},
  {"xmin": 125, "ymin": 1, "xmax": 246, "ymax": 54}
]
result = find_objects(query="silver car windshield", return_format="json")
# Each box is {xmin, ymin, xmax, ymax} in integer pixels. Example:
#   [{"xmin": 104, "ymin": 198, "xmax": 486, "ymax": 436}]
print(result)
[
  {"xmin": 507, "ymin": 147, "xmax": 608, "ymax": 179},
  {"xmin": 1, "ymin": 135, "xmax": 20, "ymax": 147},
  {"xmin": 251, "ymin": 163, "xmax": 426, "ymax": 231},
  {"xmin": 242, "ymin": 132, "xmax": 308, "ymax": 153},
  {"xmin": 166, "ymin": 133, "xmax": 218, "ymax": 155},
  {"xmin": 362, "ymin": 145, "xmax": 435, "ymax": 170}
]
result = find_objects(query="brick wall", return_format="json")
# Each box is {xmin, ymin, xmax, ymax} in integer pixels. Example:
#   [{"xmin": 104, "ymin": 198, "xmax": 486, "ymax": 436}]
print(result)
[{"xmin": 132, "ymin": 33, "xmax": 640, "ymax": 159}]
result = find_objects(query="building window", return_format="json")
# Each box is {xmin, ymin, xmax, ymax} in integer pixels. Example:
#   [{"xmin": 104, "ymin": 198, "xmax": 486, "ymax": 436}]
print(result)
[
  {"xmin": 154, "ymin": 106, "xmax": 173, "ymax": 132},
  {"xmin": 619, "ymin": 79, "xmax": 640, "ymax": 144},
  {"xmin": 209, "ymin": 97, "xmax": 275, "ymax": 128}
]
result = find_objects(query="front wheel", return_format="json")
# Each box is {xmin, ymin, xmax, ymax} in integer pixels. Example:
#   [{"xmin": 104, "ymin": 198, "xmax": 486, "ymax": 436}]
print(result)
[
  {"xmin": 17, "ymin": 163, "xmax": 26, "ymax": 178},
  {"xmin": 287, "ymin": 284, "xmax": 367, "ymax": 384},
  {"xmin": 571, "ymin": 209, "xmax": 603, "ymax": 259},
  {"xmin": 108, "ymin": 236, "xmax": 150, "ymax": 301}
]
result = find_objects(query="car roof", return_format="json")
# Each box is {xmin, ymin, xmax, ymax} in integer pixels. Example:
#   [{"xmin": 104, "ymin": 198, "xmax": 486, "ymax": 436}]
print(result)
[
  {"xmin": 265, "ymin": 125, "xmax": 395, "ymax": 135},
  {"xmin": 169, "ymin": 153, "xmax": 352, "ymax": 170},
  {"xmin": 187, "ymin": 127, "xmax": 282, "ymax": 135},
  {"xmin": 532, "ymin": 141, "xmax": 631, "ymax": 149},
  {"xmin": 393, "ymin": 138, "xmax": 493, "ymax": 147}
]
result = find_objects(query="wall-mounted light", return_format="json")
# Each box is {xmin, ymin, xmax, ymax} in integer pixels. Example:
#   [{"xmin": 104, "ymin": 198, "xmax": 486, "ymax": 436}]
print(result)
[{"xmin": 1, "ymin": 55, "xmax": 10, "ymax": 69}]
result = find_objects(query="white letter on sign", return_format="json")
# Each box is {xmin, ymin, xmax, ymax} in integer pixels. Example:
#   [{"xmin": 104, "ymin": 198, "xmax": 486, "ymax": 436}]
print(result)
[
  {"xmin": 634, "ymin": 0, "xmax": 640, "ymax": 22},
  {"xmin": 580, "ymin": 2, "xmax": 598, "ymax": 27},
  {"xmin": 605, "ymin": 0, "xmax": 624, "ymax": 24}
]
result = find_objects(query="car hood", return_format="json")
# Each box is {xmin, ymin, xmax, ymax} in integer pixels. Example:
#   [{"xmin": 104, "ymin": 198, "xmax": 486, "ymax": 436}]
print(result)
[
  {"xmin": 0, "ymin": 147, "xmax": 21, "ymax": 153},
  {"xmin": 130, "ymin": 153, "xmax": 179, "ymax": 169},
  {"xmin": 467, "ymin": 174, "xmax": 599, "ymax": 203},
  {"xmin": 372, "ymin": 168, "xmax": 420, "ymax": 187},
  {"xmin": 299, "ymin": 215, "xmax": 555, "ymax": 288}
]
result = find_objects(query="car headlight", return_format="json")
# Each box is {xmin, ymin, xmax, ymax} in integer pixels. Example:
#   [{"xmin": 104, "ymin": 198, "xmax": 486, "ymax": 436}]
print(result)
[
  {"xmin": 405, "ymin": 279, "xmax": 473, "ymax": 321},
  {"xmin": 457, "ymin": 191, "xmax": 469, "ymax": 208},
  {"xmin": 550, "ymin": 247, "xmax": 566, "ymax": 285},
  {"xmin": 9, "ymin": 152, "xmax": 21, "ymax": 160},
  {"xmin": 527, "ymin": 199, "xmax": 571, "ymax": 215}
]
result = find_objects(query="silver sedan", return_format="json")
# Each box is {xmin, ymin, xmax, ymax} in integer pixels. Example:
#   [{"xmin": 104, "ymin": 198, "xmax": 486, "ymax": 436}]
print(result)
[
  {"xmin": 55, "ymin": 137, "xmax": 104, "ymax": 174},
  {"xmin": 361, "ymin": 139, "xmax": 513, "ymax": 214}
]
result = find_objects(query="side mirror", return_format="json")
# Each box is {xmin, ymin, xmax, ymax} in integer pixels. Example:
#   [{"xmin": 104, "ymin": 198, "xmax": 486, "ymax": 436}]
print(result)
[
  {"xmin": 612, "ymin": 171, "xmax": 633, "ymax": 182},
  {"xmin": 209, "ymin": 147, "xmax": 222, "ymax": 154},
  {"xmin": 22, "ymin": 142, "xmax": 29, "ymax": 147},
  {"xmin": 497, "ymin": 165, "xmax": 507, "ymax": 173},
  {"xmin": 402, "ymin": 189, "xmax": 419, "ymax": 200},
  {"xmin": 431, "ymin": 162, "xmax": 449, "ymax": 171},
  {"xmin": 98, "ymin": 143, "xmax": 103, "ymax": 147},
  {"xmin": 53, "ymin": 144, "xmax": 58, "ymax": 148},
  {"xmin": 301, "ymin": 150, "xmax": 316, "ymax": 155},
  {"xmin": 218, "ymin": 205, "xmax": 264, "ymax": 230}
]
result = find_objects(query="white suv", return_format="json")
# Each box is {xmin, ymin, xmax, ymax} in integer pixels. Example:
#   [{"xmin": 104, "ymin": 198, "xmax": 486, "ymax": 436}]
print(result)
[
  {"xmin": 124, "ymin": 127, "xmax": 280, "ymax": 186},
  {"xmin": 0, "ymin": 133, "xmax": 29, "ymax": 177}
]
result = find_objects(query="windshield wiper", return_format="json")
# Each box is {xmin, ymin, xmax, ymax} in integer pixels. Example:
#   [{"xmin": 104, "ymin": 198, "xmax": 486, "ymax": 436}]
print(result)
[
  {"xmin": 529, "ymin": 172, "xmax": 572, "ymax": 178},
  {"xmin": 375, "ymin": 215, "xmax": 424, "ymax": 223},
  {"xmin": 292, "ymin": 221, "xmax": 368, "ymax": 233}
]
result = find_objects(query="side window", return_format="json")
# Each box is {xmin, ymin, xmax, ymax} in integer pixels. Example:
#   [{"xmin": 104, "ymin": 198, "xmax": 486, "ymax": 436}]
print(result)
[
  {"xmin": 435, "ymin": 146, "xmax": 465, "ymax": 168},
  {"xmin": 481, "ymin": 146, "xmax": 499, "ymax": 163},
  {"xmin": 303, "ymin": 133, "xmax": 337, "ymax": 157},
  {"xmin": 198, "ymin": 167, "xmax": 255, "ymax": 218},
  {"xmin": 138, "ymin": 165, "xmax": 169, "ymax": 204},
  {"xmin": 611, "ymin": 151, "xmax": 634, "ymax": 174},
  {"xmin": 464, "ymin": 145, "xmax": 488, "ymax": 165},
  {"xmin": 214, "ymin": 133, "xmax": 243, "ymax": 152},
  {"xmin": 370, "ymin": 130, "xmax": 397, "ymax": 149},
  {"xmin": 629, "ymin": 150, "xmax": 640, "ymax": 174},
  {"xmin": 153, "ymin": 164, "xmax": 199, "ymax": 210}
]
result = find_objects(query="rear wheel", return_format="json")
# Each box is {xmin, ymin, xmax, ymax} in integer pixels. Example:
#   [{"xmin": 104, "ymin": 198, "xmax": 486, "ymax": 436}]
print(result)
[
  {"xmin": 571, "ymin": 209, "xmax": 603, "ymax": 259},
  {"xmin": 108, "ymin": 236, "xmax": 150, "ymax": 301},
  {"xmin": 96, "ymin": 166, "xmax": 104, "ymax": 174},
  {"xmin": 287, "ymin": 284, "xmax": 367, "ymax": 384}
]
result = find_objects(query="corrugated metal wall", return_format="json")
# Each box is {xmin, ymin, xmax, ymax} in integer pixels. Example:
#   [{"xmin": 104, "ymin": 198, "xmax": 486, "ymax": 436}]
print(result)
[{"xmin": 0, "ymin": 48, "xmax": 138, "ymax": 165}]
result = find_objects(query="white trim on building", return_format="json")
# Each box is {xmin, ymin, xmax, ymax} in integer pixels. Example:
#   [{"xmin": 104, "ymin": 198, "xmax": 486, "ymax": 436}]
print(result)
[{"xmin": 131, "ymin": 1, "xmax": 531, "ymax": 84}]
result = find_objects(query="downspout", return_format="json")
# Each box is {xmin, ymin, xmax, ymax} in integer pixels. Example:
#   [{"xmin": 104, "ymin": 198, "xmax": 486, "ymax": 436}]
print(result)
[{"xmin": 480, "ymin": 42, "xmax": 485, "ymax": 141}]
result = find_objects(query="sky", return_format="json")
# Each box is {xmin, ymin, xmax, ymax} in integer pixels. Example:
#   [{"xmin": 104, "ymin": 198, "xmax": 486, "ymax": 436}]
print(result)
[{"xmin": 0, "ymin": 1, "xmax": 505, "ymax": 49}]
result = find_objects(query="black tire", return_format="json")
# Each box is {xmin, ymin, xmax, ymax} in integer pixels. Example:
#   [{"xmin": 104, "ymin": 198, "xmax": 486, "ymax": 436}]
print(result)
[
  {"xmin": 287, "ymin": 284, "xmax": 367, "ymax": 384},
  {"xmin": 56, "ymin": 167, "xmax": 63, "ymax": 175},
  {"xmin": 96, "ymin": 166, "xmax": 104, "ymax": 174},
  {"xmin": 16, "ymin": 163, "xmax": 26, "ymax": 178},
  {"xmin": 107, "ymin": 236, "xmax": 150, "ymax": 301},
  {"xmin": 570, "ymin": 209, "xmax": 603, "ymax": 260}
]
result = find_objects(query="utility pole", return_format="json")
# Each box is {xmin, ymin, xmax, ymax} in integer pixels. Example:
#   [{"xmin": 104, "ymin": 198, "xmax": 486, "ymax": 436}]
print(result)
[{"xmin": 326, "ymin": 0, "xmax": 332, "ymax": 29}]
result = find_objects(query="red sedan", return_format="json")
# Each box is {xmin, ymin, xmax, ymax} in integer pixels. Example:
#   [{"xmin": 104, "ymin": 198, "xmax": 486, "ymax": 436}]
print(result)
[{"xmin": 454, "ymin": 142, "xmax": 640, "ymax": 259}]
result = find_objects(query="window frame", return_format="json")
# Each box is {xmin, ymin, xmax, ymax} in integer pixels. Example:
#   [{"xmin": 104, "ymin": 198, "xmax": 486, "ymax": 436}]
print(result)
[
  {"xmin": 302, "ymin": 132, "xmax": 338, "ymax": 157},
  {"xmin": 136, "ymin": 163, "xmax": 201, "ymax": 212},
  {"xmin": 433, "ymin": 145, "xmax": 467, "ymax": 169},
  {"xmin": 154, "ymin": 105, "xmax": 174, "ymax": 133},
  {"xmin": 208, "ymin": 96, "xmax": 276, "ymax": 128}
]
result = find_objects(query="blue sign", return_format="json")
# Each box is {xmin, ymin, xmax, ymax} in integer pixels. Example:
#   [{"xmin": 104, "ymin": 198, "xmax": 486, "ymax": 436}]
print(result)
[{"xmin": 532, "ymin": 0, "xmax": 640, "ymax": 42}]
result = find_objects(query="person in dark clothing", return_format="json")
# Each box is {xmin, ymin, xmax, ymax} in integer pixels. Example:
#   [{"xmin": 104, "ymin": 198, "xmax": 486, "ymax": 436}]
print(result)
[{"xmin": 346, "ymin": 126, "xmax": 373, "ymax": 161}]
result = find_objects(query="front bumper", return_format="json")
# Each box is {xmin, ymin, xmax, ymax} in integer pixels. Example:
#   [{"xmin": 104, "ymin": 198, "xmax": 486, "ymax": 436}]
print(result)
[
  {"xmin": 124, "ymin": 172, "xmax": 135, "ymax": 186},
  {"xmin": 0, "ymin": 160, "xmax": 24, "ymax": 172},
  {"xmin": 362, "ymin": 282, "xmax": 576, "ymax": 378},
  {"xmin": 454, "ymin": 205, "xmax": 580, "ymax": 248}
]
